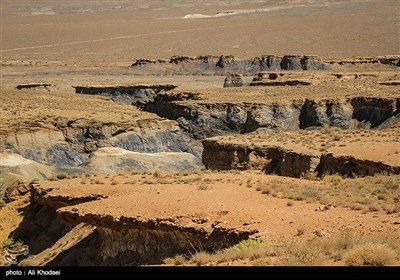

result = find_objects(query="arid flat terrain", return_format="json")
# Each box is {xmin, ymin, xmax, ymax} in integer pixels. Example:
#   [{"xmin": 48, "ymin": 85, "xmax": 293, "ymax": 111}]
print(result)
[
  {"xmin": 1, "ymin": 0, "xmax": 399, "ymax": 65},
  {"xmin": 0, "ymin": 0, "xmax": 399, "ymax": 268}
]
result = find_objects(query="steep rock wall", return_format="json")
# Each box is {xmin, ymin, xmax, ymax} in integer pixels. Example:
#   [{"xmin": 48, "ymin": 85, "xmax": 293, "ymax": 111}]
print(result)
[
  {"xmin": 15, "ymin": 185, "xmax": 254, "ymax": 266},
  {"xmin": 202, "ymin": 140, "xmax": 400, "ymax": 178},
  {"xmin": 1, "ymin": 118, "xmax": 198, "ymax": 167},
  {"xmin": 131, "ymin": 54, "xmax": 328, "ymax": 76},
  {"xmin": 74, "ymin": 85, "xmax": 176, "ymax": 105},
  {"xmin": 144, "ymin": 95, "xmax": 398, "ymax": 139}
]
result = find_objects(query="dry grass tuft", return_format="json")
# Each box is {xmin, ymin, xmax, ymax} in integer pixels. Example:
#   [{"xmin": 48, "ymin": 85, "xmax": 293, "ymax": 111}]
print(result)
[
  {"xmin": 197, "ymin": 181, "xmax": 210, "ymax": 190},
  {"xmin": 253, "ymin": 175, "xmax": 400, "ymax": 214},
  {"xmin": 162, "ymin": 231, "xmax": 399, "ymax": 266},
  {"xmin": 343, "ymin": 243, "xmax": 396, "ymax": 266}
]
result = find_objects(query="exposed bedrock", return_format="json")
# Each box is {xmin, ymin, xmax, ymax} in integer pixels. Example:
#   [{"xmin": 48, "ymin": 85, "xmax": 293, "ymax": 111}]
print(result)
[
  {"xmin": 224, "ymin": 73, "xmax": 244, "ymax": 87},
  {"xmin": 73, "ymin": 85, "xmax": 176, "ymax": 105},
  {"xmin": 16, "ymin": 84, "xmax": 54, "ymax": 90},
  {"xmin": 1, "ymin": 118, "xmax": 197, "ymax": 168},
  {"xmin": 350, "ymin": 97, "xmax": 399, "ymax": 128},
  {"xmin": 84, "ymin": 147, "xmax": 203, "ymax": 173},
  {"xmin": 60, "ymin": 211, "xmax": 252, "ymax": 265},
  {"xmin": 143, "ymin": 94, "xmax": 399, "ymax": 139},
  {"xmin": 316, "ymin": 154, "xmax": 400, "ymax": 178},
  {"xmin": 11, "ymin": 186, "xmax": 254, "ymax": 266},
  {"xmin": 131, "ymin": 55, "xmax": 400, "ymax": 76},
  {"xmin": 202, "ymin": 140, "xmax": 400, "ymax": 178},
  {"xmin": 326, "ymin": 55, "xmax": 400, "ymax": 67},
  {"xmin": 131, "ymin": 54, "xmax": 329, "ymax": 76}
]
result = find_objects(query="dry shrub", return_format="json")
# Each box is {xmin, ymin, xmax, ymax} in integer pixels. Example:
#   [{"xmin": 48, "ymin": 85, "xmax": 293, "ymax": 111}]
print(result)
[
  {"xmin": 295, "ymin": 228, "xmax": 305, "ymax": 236},
  {"xmin": 300, "ymin": 187, "xmax": 323, "ymax": 201},
  {"xmin": 255, "ymin": 174, "xmax": 400, "ymax": 214},
  {"xmin": 277, "ymin": 240, "xmax": 324, "ymax": 266},
  {"xmin": 300, "ymin": 172, "xmax": 319, "ymax": 181},
  {"xmin": 56, "ymin": 173, "xmax": 68, "ymax": 180},
  {"xmin": 163, "ymin": 254, "xmax": 187, "ymax": 265},
  {"xmin": 343, "ymin": 243, "xmax": 396, "ymax": 266},
  {"xmin": 322, "ymin": 174, "xmax": 343, "ymax": 185},
  {"xmin": 153, "ymin": 170, "xmax": 163, "ymax": 178},
  {"xmin": 184, "ymin": 240, "xmax": 272, "ymax": 266},
  {"xmin": 191, "ymin": 252, "xmax": 212, "ymax": 266},
  {"xmin": 197, "ymin": 182, "xmax": 210, "ymax": 190},
  {"xmin": 156, "ymin": 178, "xmax": 170, "ymax": 184}
]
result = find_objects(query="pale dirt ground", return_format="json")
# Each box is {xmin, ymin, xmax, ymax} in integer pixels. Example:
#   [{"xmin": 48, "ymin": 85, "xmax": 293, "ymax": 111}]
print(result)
[
  {"xmin": 0, "ymin": 87, "xmax": 174, "ymax": 135},
  {"xmin": 31, "ymin": 171, "xmax": 400, "ymax": 242},
  {"xmin": 1, "ymin": 0, "xmax": 399, "ymax": 65},
  {"xmin": 15, "ymin": 170, "xmax": 399, "ymax": 266}
]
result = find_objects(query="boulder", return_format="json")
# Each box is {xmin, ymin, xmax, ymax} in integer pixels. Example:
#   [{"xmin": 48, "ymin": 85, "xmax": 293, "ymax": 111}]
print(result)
[{"xmin": 223, "ymin": 73, "xmax": 244, "ymax": 87}]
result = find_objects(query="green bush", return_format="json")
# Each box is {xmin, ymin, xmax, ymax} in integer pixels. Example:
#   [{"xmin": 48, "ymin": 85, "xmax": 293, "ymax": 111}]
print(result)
[
  {"xmin": 228, "ymin": 239, "xmax": 266, "ymax": 252},
  {"xmin": 3, "ymin": 237, "xmax": 17, "ymax": 248}
]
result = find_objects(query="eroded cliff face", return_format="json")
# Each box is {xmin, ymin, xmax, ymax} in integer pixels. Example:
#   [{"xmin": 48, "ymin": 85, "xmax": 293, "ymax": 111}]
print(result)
[
  {"xmin": 202, "ymin": 141, "xmax": 320, "ymax": 178},
  {"xmin": 74, "ymin": 84, "xmax": 176, "ymax": 105},
  {"xmin": 130, "ymin": 54, "xmax": 400, "ymax": 76},
  {"xmin": 143, "ymin": 94, "xmax": 399, "ymax": 139},
  {"xmin": 1, "ymin": 118, "xmax": 197, "ymax": 168},
  {"xmin": 202, "ymin": 139, "xmax": 400, "ymax": 178},
  {"xmin": 14, "ymin": 184, "xmax": 254, "ymax": 266},
  {"xmin": 59, "ymin": 211, "xmax": 252, "ymax": 265},
  {"xmin": 131, "ymin": 54, "xmax": 329, "ymax": 76}
]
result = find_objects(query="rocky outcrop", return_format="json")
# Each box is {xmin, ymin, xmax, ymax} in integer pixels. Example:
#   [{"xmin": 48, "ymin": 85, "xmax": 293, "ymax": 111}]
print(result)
[
  {"xmin": 16, "ymin": 84, "xmax": 54, "ymax": 90},
  {"xmin": 16, "ymin": 183, "xmax": 255, "ymax": 266},
  {"xmin": 326, "ymin": 55, "xmax": 400, "ymax": 67},
  {"xmin": 0, "ymin": 153, "xmax": 54, "ymax": 202},
  {"xmin": 316, "ymin": 154, "xmax": 400, "ymax": 178},
  {"xmin": 250, "ymin": 72, "xmax": 312, "ymax": 86},
  {"xmin": 202, "ymin": 139, "xmax": 400, "ymax": 178},
  {"xmin": 351, "ymin": 97, "xmax": 399, "ymax": 128},
  {"xmin": 224, "ymin": 73, "xmax": 244, "ymax": 87},
  {"xmin": 1, "ymin": 118, "xmax": 198, "ymax": 168},
  {"xmin": 143, "ymin": 93, "xmax": 398, "ymax": 139},
  {"xmin": 202, "ymin": 140, "xmax": 320, "ymax": 178},
  {"xmin": 0, "ymin": 153, "xmax": 54, "ymax": 180},
  {"xmin": 280, "ymin": 55, "xmax": 327, "ymax": 70},
  {"xmin": 73, "ymin": 85, "xmax": 176, "ymax": 105},
  {"xmin": 59, "ymin": 211, "xmax": 252, "ymax": 265},
  {"xmin": 84, "ymin": 147, "xmax": 203, "ymax": 173},
  {"xmin": 1, "ymin": 129, "xmax": 84, "ymax": 167},
  {"xmin": 131, "ymin": 54, "xmax": 329, "ymax": 76},
  {"xmin": 249, "ymin": 71, "xmax": 399, "ymax": 87}
]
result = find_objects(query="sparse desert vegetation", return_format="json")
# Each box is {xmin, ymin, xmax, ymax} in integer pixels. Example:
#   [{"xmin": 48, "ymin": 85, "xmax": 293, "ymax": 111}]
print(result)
[
  {"xmin": 164, "ymin": 230, "xmax": 400, "ymax": 266},
  {"xmin": 253, "ymin": 174, "xmax": 400, "ymax": 214}
]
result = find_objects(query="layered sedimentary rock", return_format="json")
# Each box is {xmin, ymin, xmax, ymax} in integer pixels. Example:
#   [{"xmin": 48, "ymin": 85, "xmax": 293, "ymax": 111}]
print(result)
[
  {"xmin": 0, "ymin": 153, "xmax": 54, "ymax": 202},
  {"xmin": 131, "ymin": 54, "xmax": 399, "ymax": 76},
  {"xmin": 131, "ymin": 54, "xmax": 329, "ymax": 76},
  {"xmin": 17, "ymin": 181, "xmax": 256, "ymax": 265},
  {"xmin": 224, "ymin": 73, "xmax": 244, "ymax": 87},
  {"xmin": 143, "ymin": 92, "xmax": 399, "ymax": 139},
  {"xmin": 202, "ymin": 129, "xmax": 400, "ymax": 178},
  {"xmin": 0, "ymin": 118, "xmax": 197, "ymax": 168},
  {"xmin": 73, "ymin": 84, "xmax": 176, "ymax": 105},
  {"xmin": 16, "ymin": 84, "xmax": 54, "ymax": 90},
  {"xmin": 138, "ymin": 70, "xmax": 399, "ymax": 139},
  {"xmin": 84, "ymin": 147, "xmax": 203, "ymax": 173}
]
